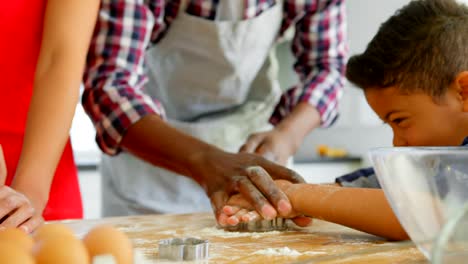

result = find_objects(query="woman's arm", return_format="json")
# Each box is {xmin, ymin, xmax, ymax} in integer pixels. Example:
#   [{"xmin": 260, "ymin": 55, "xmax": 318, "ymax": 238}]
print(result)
[
  {"xmin": 0, "ymin": 146, "xmax": 5, "ymax": 185},
  {"xmin": 2, "ymin": 0, "xmax": 99, "ymax": 232}
]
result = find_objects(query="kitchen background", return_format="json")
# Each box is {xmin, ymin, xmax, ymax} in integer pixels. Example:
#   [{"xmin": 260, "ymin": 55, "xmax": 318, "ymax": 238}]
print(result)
[{"xmin": 70, "ymin": 0, "xmax": 463, "ymax": 219}]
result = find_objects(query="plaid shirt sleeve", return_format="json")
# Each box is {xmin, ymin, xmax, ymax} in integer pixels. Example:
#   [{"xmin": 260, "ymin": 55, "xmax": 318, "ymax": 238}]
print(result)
[
  {"xmin": 270, "ymin": 0, "xmax": 348, "ymax": 127},
  {"xmin": 82, "ymin": 0, "xmax": 166, "ymax": 155}
]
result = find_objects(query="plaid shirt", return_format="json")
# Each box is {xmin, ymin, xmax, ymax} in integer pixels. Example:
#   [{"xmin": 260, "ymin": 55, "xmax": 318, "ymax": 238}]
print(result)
[
  {"xmin": 83, "ymin": 0, "xmax": 347, "ymax": 155},
  {"xmin": 336, "ymin": 137, "xmax": 468, "ymax": 188}
]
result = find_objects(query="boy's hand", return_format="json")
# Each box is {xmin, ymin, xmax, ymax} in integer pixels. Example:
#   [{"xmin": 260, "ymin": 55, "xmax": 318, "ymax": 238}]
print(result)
[
  {"xmin": 221, "ymin": 180, "xmax": 312, "ymax": 227},
  {"xmin": 0, "ymin": 186, "xmax": 44, "ymax": 233},
  {"xmin": 239, "ymin": 129, "xmax": 296, "ymax": 166}
]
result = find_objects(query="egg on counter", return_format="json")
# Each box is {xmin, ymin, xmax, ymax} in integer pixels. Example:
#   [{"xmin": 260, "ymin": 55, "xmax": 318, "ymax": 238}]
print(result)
[
  {"xmin": 34, "ymin": 235, "xmax": 90, "ymax": 264},
  {"xmin": 0, "ymin": 241, "xmax": 35, "ymax": 264},
  {"xmin": 83, "ymin": 225, "xmax": 133, "ymax": 264},
  {"xmin": 0, "ymin": 227, "xmax": 34, "ymax": 252},
  {"xmin": 33, "ymin": 223, "xmax": 76, "ymax": 242}
]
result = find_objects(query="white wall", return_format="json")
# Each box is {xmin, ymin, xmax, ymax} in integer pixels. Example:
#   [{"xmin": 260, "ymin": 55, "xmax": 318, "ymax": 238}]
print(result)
[{"xmin": 70, "ymin": 91, "xmax": 100, "ymax": 166}]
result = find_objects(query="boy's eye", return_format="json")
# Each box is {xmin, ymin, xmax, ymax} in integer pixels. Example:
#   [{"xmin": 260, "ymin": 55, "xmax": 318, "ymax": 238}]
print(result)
[{"xmin": 391, "ymin": 118, "xmax": 406, "ymax": 125}]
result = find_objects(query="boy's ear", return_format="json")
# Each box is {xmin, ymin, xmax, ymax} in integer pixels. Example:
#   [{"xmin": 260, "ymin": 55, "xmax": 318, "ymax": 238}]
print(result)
[{"xmin": 455, "ymin": 71, "xmax": 468, "ymax": 112}]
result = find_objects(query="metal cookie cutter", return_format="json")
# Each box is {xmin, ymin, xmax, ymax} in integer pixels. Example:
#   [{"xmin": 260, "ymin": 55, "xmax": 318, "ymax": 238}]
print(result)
[
  {"xmin": 159, "ymin": 237, "xmax": 209, "ymax": 261},
  {"xmin": 223, "ymin": 217, "xmax": 288, "ymax": 232}
]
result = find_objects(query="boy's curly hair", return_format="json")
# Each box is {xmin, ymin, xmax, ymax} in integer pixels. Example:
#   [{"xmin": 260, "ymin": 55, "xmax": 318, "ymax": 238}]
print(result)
[{"xmin": 347, "ymin": 0, "xmax": 468, "ymax": 96}]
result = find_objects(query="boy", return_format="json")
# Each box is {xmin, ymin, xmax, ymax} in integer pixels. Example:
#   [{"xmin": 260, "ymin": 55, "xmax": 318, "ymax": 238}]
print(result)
[{"xmin": 221, "ymin": 0, "xmax": 468, "ymax": 241}]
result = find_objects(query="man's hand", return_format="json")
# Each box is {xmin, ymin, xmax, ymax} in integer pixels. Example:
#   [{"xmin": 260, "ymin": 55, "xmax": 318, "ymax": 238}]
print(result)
[
  {"xmin": 0, "ymin": 186, "xmax": 44, "ymax": 233},
  {"xmin": 239, "ymin": 103, "xmax": 322, "ymax": 166},
  {"xmin": 239, "ymin": 129, "xmax": 296, "ymax": 166},
  {"xmin": 189, "ymin": 150, "xmax": 305, "ymax": 226}
]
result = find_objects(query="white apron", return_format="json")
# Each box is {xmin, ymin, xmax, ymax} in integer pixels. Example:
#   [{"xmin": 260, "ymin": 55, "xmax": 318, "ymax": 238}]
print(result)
[{"xmin": 101, "ymin": 0, "xmax": 284, "ymax": 216}]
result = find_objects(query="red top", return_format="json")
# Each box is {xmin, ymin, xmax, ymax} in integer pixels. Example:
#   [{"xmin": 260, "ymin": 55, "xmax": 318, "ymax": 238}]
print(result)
[{"xmin": 0, "ymin": 1, "xmax": 83, "ymax": 220}]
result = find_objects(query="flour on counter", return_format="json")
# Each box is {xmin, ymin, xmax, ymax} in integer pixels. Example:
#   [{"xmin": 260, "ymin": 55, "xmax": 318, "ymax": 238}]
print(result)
[
  {"xmin": 157, "ymin": 230, "xmax": 177, "ymax": 235},
  {"xmin": 251, "ymin": 231, "xmax": 281, "ymax": 239},
  {"xmin": 92, "ymin": 250, "xmax": 155, "ymax": 264},
  {"xmin": 195, "ymin": 227, "xmax": 282, "ymax": 238},
  {"xmin": 252, "ymin": 247, "xmax": 301, "ymax": 256},
  {"xmin": 131, "ymin": 238, "xmax": 149, "ymax": 246},
  {"xmin": 118, "ymin": 225, "xmax": 149, "ymax": 233},
  {"xmin": 303, "ymin": 251, "xmax": 327, "ymax": 256}
]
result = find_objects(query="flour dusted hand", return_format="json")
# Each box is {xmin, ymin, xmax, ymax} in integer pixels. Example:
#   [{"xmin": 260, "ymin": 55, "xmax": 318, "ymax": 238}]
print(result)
[
  {"xmin": 189, "ymin": 150, "xmax": 305, "ymax": 226},
  {"xmin": 222, "ymin": 180, "xmax": 312, "ymax": 227}
]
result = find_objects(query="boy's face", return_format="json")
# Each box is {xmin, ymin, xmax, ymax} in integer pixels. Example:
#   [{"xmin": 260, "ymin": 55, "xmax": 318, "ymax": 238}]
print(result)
[{"xmin": 365, "ymin": 86, "xmax": 468, "ymax": 147}]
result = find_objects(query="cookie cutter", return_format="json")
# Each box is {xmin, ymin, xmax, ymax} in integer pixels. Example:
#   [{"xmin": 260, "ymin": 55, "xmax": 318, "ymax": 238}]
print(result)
[
  {"xmin": 158, "ymin": 237, "xmax": 209, "ymax": 261},
  {"xmin": 223, "ymin": 217, "xmax": 288, "ymax": 232}
]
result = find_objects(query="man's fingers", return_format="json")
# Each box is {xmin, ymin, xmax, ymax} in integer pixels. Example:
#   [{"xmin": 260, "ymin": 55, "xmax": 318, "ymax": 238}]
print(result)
[
  {"xmin": 261, "ymin": 160, "xmax": 305, "ymax": 183},
  {"xmin": 236, "ymin": 177, "xmax": 276, "ymax": 220},
  {"xmin": 245, "ymin": 166, "xmax": 292, "ymax": 217},
  {"xmin": 226, "ymin": 194, "xmax": 254, "ymax": 210},
  {"xmin": 255, "ymin": 143, "xmax": 276, "ymax": 162},
  {"xmin": 0, "ymin": 145, "xmax": 6, "ymax": 185},
  {"xmin": 210, "ymin": 191, "xmax": 228, "ymax": 226},
  {"xmin": 239, "ymin": 135, "xmax": 261, "ymax": 153}
]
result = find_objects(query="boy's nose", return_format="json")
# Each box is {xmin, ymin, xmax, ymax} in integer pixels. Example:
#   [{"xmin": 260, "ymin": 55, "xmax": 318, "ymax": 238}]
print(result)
[{"xmin": 393, "ymin": 134, "xmax": 408, "ymax": 147}]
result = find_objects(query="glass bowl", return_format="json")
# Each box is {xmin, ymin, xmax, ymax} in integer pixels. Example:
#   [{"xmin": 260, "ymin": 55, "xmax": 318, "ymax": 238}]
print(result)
[{"xmin": 369, "ymin": 147, "xmax": 468, "ymax": 261}]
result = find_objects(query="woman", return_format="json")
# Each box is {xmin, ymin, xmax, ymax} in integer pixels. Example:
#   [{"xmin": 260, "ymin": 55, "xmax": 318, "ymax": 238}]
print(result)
[{"xmin": 0, "ymin": 0, "xmax": 99, "ymax": 232}]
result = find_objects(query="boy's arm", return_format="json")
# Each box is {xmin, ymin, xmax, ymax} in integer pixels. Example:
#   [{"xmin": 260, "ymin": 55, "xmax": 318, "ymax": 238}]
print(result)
[
  {"xmin": 224, "ymin": 181, "xmax": 408, "ymax": 241},
  {"xmin": 287, "ymin": 183, "xmax": 408, "ymax": 241}
]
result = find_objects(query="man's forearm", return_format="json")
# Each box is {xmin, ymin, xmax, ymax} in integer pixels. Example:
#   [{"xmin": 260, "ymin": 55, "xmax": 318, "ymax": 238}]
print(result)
[
  {"xmin": 120, "ymin": 114, "xmax": 218, "ymax": 183},
  {"xmin": 290, "ymin": 184, "xmax": 408, "ymax": 240}
]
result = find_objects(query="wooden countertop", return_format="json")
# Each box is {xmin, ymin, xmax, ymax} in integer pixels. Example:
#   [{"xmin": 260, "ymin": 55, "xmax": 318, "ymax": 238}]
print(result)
[{"xmin": 60, "ymin": 213, "xmax": 427, "ymax": 263}]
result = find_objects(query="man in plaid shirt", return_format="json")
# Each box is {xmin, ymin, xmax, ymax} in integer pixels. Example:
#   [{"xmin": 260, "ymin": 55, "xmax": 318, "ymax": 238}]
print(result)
[{"xmin": 82, "ymin": 0, "xmax": 347, "ymax": 224}]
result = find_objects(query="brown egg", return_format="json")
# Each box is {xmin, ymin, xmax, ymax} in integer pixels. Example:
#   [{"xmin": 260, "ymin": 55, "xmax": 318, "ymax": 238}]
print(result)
[
  {"xmin": 83, "ymin": 225, "xmax": 133, "ymax": 264},
  {"xmin": 33, "ymin": 223, "xmax": 75, "ymax": 242},
  {"xmin": 0, "ymin": 227, "xmax": 34, "ymax": 252},
  {"xmin": 34, "ymin": 235, "xmax": 89, "ymax": 264},
  {"xmin": 0, "ymin": 241, "xmax": 35, "ymax": 264}
]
